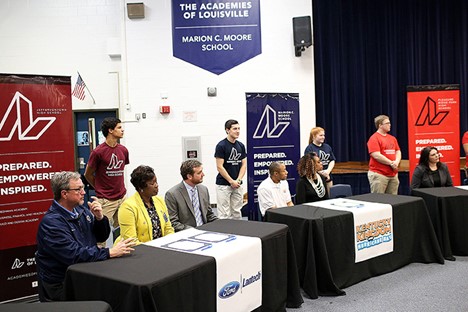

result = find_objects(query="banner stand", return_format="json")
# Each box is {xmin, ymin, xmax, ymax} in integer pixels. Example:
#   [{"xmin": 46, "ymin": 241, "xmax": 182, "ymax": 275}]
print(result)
[
  {"xmin": 246, "ymin": 93, "xmax": 301, "ymax": 220},
  {"xmin": 0, "ymin": 74, "xmax": 74, "ymax": 302},
  {"xmin": 407, "ymin": 84, "xmax": 460, "ymax": 185}
]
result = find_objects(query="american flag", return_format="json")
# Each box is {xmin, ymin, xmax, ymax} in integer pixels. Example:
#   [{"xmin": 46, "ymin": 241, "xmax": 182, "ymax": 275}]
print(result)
[{"xmin": 72, "ymin": 74, "xmax": 86, "ymax": 100}]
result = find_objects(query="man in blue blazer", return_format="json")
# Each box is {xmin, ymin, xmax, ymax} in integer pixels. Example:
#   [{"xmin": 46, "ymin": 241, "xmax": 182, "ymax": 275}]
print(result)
[{"xmin": 165, "ymin": 160, "xmax": 218, "ymax": 231}]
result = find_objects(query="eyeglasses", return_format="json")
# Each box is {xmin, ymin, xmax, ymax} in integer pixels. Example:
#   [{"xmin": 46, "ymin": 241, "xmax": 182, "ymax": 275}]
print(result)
[
  {"xmin": 382, "ymin": 122, "xmax": 391, "ymax": 125},
  {"xmin": 66, "ymin": 186, "xmax": 85, "ymax": 192}
]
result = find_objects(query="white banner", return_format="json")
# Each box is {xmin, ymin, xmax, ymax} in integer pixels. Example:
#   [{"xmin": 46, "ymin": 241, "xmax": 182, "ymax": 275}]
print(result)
[
  {"xmin": 145, "ymin": 228, "xmax": 262, "ymax": 312},
  {"xmin": 307, "ymin": 198, "xmax": 393, "ymax": 262}
]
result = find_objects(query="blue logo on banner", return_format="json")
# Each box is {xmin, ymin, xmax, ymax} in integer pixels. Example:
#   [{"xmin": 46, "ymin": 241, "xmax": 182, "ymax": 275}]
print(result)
[
  {"xmin": 172, "ymin": 0, "xmax": 262, "ymax": 75},
  {"xmin": 218, "ymin": 281, "xmax": 240, "ymax": 299}
]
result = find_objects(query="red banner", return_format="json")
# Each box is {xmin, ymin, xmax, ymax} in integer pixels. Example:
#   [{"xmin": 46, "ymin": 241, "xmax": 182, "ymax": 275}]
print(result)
[
  {"xmin": 0, "ymin": 74, "xmax": 74, "ymax": 301},
  {"xmin": 407, "ymin": 85, "xmax": 460, "ymax": 185}
]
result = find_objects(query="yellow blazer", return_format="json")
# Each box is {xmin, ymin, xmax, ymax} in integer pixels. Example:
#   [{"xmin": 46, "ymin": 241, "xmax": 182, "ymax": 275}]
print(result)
[{"xmin": 115, "ymin": 192, "xmax": 174, "ymax": 245}]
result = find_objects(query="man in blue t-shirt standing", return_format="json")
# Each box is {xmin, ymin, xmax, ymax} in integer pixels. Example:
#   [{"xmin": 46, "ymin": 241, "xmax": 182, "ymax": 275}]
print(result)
[{"xmin": 214, "ymin": 119, "xmax": 247, "ymax": 219}]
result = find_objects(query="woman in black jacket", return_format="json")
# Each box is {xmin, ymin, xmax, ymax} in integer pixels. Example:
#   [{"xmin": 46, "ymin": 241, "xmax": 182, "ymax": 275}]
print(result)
[
  {"xmin": 296, "ymin": 153, "xmax": 329, "ymax": 204},
  {"xmin": 410, "ymin": 146, "xmax": 453, "ymax": 189}
]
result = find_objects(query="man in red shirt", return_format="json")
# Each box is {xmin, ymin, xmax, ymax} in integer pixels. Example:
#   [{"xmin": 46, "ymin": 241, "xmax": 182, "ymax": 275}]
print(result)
[
  {"xmin": 84, "ymin": 117, "xmax": 129, "ymax": 231},
  {"xmin": 367, "ymin": 115, "xmax": 401, "ymax": 194},
  {"xmin": 462, "ymin": 131, "xmax": 468, "ymax": 157},
  {"xmin": 462, "ymin": 131, "xmax": 468, "ymax": 184}
]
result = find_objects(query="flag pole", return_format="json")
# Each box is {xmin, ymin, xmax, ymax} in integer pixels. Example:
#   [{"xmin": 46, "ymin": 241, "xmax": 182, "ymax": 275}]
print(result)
[{"xmin": 77, "ymin": 71, "xmax": 96, "ymax": 105}]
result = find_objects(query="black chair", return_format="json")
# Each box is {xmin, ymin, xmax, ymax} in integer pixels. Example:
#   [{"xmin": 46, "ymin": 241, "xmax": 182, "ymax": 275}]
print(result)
[
  {"xmin": 291, "ymin": 194, "xmax": 296, "ymax": 205},
  {"xmin": 329, "ymin": 184, "xmax": 353, "ymax": 198},
  {"xmin": 112, "ymin": 226, "xmax": 120, "ymax": 242}
]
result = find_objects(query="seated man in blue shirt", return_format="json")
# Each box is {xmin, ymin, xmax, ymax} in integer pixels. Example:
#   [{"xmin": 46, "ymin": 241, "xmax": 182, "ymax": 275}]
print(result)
[{"xmin": 36, "ymin": 171, "xmax": 136, "ymax": 301}]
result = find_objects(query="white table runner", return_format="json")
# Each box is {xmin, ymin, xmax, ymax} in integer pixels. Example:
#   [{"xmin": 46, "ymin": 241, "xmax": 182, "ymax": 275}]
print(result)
[
  {"xmin": 307, "ymin": 198, "xmax": 393, "ymax": 262},
  {"xmin": 145, "ymin": 228, "xmax": 262, "ymax": 311}
]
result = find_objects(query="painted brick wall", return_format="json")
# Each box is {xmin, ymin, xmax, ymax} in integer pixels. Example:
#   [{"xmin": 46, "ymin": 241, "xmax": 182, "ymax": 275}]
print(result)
[{"xmin": 0, "ymin": 0, "xmax": 315, "ymax": 203}]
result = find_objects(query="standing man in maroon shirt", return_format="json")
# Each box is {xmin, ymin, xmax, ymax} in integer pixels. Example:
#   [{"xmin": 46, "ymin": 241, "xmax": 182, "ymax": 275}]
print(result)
[{"xmin": 84, "ymin": 117, "xmax": 130, "ymax": 234}]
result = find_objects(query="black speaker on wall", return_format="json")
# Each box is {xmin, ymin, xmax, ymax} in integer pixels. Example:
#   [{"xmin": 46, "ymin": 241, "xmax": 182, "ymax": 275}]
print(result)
[{"xmin": 293, "ymin": 16, "xmax": 312, "ymax": 57}]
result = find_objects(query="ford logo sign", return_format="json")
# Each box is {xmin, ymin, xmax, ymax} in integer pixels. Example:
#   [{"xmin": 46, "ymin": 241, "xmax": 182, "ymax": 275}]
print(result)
[{"xmin": 218, "ymin": 281, "xmax": 240, "ymax": 299}]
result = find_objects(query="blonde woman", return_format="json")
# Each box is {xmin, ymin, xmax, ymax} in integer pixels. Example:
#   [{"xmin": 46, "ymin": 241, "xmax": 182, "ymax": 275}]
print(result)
[{"xmin": 304, "ymin": 127, "xmax": 335, "ymax": 191}]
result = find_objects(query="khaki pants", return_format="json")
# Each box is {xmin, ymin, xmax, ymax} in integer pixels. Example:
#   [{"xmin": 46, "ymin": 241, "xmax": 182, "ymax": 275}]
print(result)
[
  {"xmin": 97, "ymin": 197, "xmax": 125, "ymax": 247},
  {"xmin": 216, "ymin": 185, "xmax": 243, "ymax": 220},
  {"xmin": 368, "ymin": 171, "xmax": 399, "ymax": 194},
  {"xmin": 98, "ymin": 197, "xmax": 125, "ymax": 227}
]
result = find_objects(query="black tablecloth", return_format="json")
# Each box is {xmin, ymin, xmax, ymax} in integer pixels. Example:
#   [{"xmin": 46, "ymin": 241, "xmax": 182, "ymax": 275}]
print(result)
[
  {"xmin": 265, "ymin": 193, "xmax": 444, "ymax": 299},
  {"xmin": 412, "ymin": 187, "xmax": 468, "ymax": 260},
  {"xmin": 65, "ymin": 245, "xmax": 216, "ymax": 312},
  {"xmin": 65, "ymin": 219, "xmax": 303, "ymax": 312},
  {"xmin": 0, "ymin": 301, "xmax": 112, "ymax": 312}
]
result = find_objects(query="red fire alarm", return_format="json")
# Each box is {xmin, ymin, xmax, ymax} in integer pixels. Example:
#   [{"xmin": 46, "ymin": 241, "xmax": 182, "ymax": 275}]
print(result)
[{"xmin": 159, "ymin": 106, "xmax": 170, "ymax": 114}]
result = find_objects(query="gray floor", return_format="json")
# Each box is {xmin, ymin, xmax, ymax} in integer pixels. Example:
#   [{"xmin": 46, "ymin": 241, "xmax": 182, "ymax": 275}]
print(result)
[
  {"xmin": 5, "ymin": 257, "xmax": 467, "ymax": 310},
  {"xmin": 288, "ymin": 256, "xmax": 468, "ymax": 312}
]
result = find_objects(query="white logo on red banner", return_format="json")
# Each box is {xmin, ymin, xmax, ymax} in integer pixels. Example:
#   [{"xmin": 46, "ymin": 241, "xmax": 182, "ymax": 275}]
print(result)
[{"xmin": 0, "ymin": 92, "xmax": 56, "ymax": 141}]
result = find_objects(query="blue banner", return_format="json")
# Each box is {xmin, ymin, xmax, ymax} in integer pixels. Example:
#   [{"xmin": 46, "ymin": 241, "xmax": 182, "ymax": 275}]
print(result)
[
  {"xmin": 172, "ymin": 0, "xmax": 262, "ymax": 75},
  {"xmin": 246, "ymin": 93, "xmax": 300, "ymax": 220}
]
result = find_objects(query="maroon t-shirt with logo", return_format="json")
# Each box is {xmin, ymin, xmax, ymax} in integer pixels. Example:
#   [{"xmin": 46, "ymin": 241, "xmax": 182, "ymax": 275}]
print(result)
[{"xmin": 87, "ymin": 142, "xmax": 129, "ymax": 200}]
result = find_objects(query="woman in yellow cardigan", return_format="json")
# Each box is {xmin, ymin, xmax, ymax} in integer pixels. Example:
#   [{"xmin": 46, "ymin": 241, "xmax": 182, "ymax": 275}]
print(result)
[{"xmin": 115, "ymin": 165, "xmax": 174, "ymax": 245}]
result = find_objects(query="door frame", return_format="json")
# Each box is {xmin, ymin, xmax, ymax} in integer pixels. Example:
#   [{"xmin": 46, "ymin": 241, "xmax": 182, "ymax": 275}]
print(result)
[{"xmin": 73, "ymin": 109, "xmax": 119, "ymax": 171}]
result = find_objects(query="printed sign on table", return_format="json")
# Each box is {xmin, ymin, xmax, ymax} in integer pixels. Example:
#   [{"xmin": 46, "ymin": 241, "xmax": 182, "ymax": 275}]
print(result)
[
  {"xmin": 146, "ymin": 228, "xmax": 262, "ymax": 312},
  {"xmin": 309, "ymin": 198, "xmax": 393, "ymax": 263}
]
